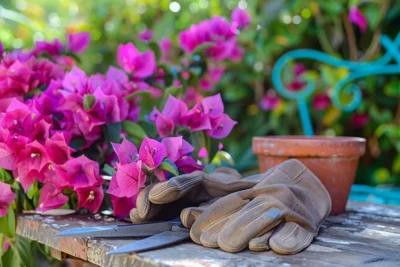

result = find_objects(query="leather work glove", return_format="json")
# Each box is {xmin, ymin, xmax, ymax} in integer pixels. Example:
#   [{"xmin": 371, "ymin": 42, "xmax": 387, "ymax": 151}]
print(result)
[
  {"xmin": 187, "ymin": 159, "xmax": 331, "ymax": 255},
  {"xmin": 129, "ymin": 167, "xmax": 262, "ymax": 224}
]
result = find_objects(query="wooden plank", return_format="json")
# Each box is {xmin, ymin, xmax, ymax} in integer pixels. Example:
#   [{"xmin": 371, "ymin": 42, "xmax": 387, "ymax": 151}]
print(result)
[{"xmin": 16, "ymin": 201, "xmax": 400, "ymax": 267}]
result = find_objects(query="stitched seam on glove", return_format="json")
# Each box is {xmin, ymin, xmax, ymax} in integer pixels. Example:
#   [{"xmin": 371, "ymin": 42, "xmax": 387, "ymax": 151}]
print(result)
[
  {"xmin": 202, "ymin": 206, "xmax": 245, "ymax": 233},
  {"xmin": 270, "ymin": 231, "xmax": 314, "ymax": 255},
  {"xmin": 219, "ymin": 220, "xmax": 282, "ymax": 252},
  {"xmin": 238, "ymin": 205, "xmax": 278, "ymax": 230},
  {"xmin": 150, "ymin": 177, "xmax": 202, "ymax": 200}
]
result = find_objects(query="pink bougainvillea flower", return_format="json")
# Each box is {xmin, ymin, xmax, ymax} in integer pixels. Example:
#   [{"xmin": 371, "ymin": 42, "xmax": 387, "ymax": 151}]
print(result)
[
  {"xmin": 349, "ymin": 6, "xmax": 368, "ymax": 33},
  {"xmin": 67, "ymin": 32, "xmax": 90, "ymax": 53},
  {"xmin": 110, "ymin": 193, "xmax": 138, "ymax": 218},
  {"xmin": 56, "ymin": 55, "xmax": 76, "ymax": 69},
  {"xmin": 138, "ymin": 29, "xmax": 153, "ymax": 42},
  {"xmin": 115, "ymin": 160, "xmax": 146, "ymax": 198},
  {"xmin": 138, "ymin": 137, "xmax": 167, "ymax": 169},
  {"xmin": 184, "ymin": 87, "xmax": 203, "ymax": 107},
  {"xmin": 155, "ymin": 111, "xmax": 174, "ymax": 138},
  {"xmin": 0, "ymin": 143, "xmax": 17, "ymax": 171},
  {"xmin": 294, "ymin": 63, "xmax": 307, "ymax": 76},
  {"xmin": 17, "ymin": 141, "xmax": 50, "ymax": 190},
  {"xmin": 160, "ymin": 38, "xmax": 173, "ymax": 61},
  {"xmin": 202, "ymin": 93, "xmax": 224, "ymax": 118},
  {"xmin": 218, "ymin": 142, "xmax": 224, "ymax": 150},
  {"xmin": 161, "ymin": 136, "xmax": 191, "ymax": 162},
  {"xmin": 351, "ymin": 113, "xmax": 369, "ymax": 128},
  {"xmin": 62, "ymin": 65, "xmax": 88, "ymax": 94},
  {"xmin": 0, "ymin": 181, "xmax": 16, "ymax": 217},
  {"xmin": 287, "ymin": 79, "xmax": 306, "ymax": 91},
  {"xmin": 92, "ymin": 88, "xmax": 124, "ymax": 123},
  {"xmin": 260, "ymin": 92, "xmax": 280, "ymax": 111},
  {"xmin": 0, "ymin": 42, "xmax": 4, "ymax": 57},
  {"xmin": 175, "ymin": 155, "xmax": 203, "ymax": 173},
  {"xmin": 180, "ymin": 104, "xmax": 212, "ymax": 131},
  {"xmin": 312, "ymin": 94, "xmax": 331, "ymax": 110},
  {"xmin": 57, "ymin": 155, "xmax": 103, "ymax": 190},
  {"xmin": 117, "ymin": 43, "xmax": 156, "ymax": 78},
  {"xmin": 207, "ymin": 114, "xmax": 237, "ymax": 139},
  {"xmin": 111, "ymin": 138, "xmax": 138, "ymax": 165},
  {"xmin": 36, "ymin": 184, "xmax": 68, "ymax": 213},
  {"xmin": 34, "ymin": 39, "xmax": 63, "ymax": 56},
  {"xmin": 231, "ymin": 8, "xmax": 251, "ymax": 30},
  {"xmin": 200, "ymin": 66, "xmax": 225, "ymax": 91},
  {"xmin": 45, "ymin": 132, "xmax": 71, "ymax": 165},
  {"xmin": 198, "ymin": 147, "xmax": 208, "ymax": 158},
  {"xmin": 161, "ymin": 95, "xmax": 188, "ymax": 124},
  {"xmin": 0, "ymin": 60, "xmax": 31, "ymax": 96},
  {"xmin": 76, "ymin": 185, "xmax": 104, "ymax": 213},
  {"xmin": 228, "ymin": 43, "xmax": 244, "ymax": 62},
  {"xmin": 3, "ymin": 241, "xmax": 9, "ymax": 251}
]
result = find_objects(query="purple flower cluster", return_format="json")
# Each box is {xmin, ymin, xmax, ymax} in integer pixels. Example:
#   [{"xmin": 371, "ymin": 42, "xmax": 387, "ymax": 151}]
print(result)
[
  {"xmin": 150, "ymin": 93, "xmax": 237, "ymax": 139},
  {"xmin": 108, "ymin": 137, "xmax": 202, "ymax": 217}
]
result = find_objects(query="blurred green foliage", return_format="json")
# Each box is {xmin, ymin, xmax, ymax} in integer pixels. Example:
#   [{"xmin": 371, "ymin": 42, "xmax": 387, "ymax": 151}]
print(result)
[{"xmin": 1, "ymin": 0, "xmax": 399, "ymax": 185}]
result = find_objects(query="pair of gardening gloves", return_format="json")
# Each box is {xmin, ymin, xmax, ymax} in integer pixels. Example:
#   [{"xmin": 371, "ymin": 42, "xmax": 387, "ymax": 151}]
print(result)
[{"xmin": 129, "ymin": 159, "xmax": 331, "ymax": 254}]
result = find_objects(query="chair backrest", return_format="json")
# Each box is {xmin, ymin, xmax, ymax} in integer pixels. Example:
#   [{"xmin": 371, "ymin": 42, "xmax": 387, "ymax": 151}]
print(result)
[{"xmin": 271, "ymin": 33, "xmax": 400, "ymax": 136}]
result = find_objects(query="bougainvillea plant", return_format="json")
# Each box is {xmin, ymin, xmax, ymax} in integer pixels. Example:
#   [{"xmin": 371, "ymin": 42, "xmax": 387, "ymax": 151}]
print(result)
[{"xmin": 0, "ymin": 8, "xmax": 245, "ymax": 264}]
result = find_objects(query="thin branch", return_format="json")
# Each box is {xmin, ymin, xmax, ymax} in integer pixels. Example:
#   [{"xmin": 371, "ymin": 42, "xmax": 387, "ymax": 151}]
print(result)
[
  {"xmin": 361, "ymin": 0, "xmax": 391, "ymax": 61},
  {"xmin": 311, "ymin": 3, "xmax": 336, "ymax": 55},
  {"xmin": 342, "ymin": 12, "xmax": 358, "ymax": 61}
]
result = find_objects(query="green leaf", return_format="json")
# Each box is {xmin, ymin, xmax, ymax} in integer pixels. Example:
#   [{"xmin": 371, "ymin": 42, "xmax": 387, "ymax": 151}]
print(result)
[
  {"xmin": 62, "ymin": 50, "xmax": 82, "ymax": 63},
  {"xmin": 103, "ymin": 163, "xmax": 116, "ymax": 175},
  {"xmin": 191, "ymin": 42, "xmax": 213, "ymax": 55},
  {"xmin": 105, "ymin": 122, "xmax": 121, "ymax": 143},
  {"xmin": 211, "ymin": 151, "xmax": 235, "ymax": 166},
  {"xmin": 160, "ymin": 86, "xmax": 181, "ymax": 109},
  {"xmin": 384, "ymin": 79, "xmax": 400, "ymax": 97},
  {"xmin": 83, "ymin": 94, "xmax": 95, "ymax": 110},
  {"xmin": 0, "ymin": 207, "xmax": 15, "ymax": 238},
  {"xmin": 126, "ymin": 90, "xmax": 152, "ymax": 101},
  {"xmin": 121, "ymin": 120, "xmax": 147, "ymax": 142},
  {"xmin": 69, "ymin": 137, "xmax": 86, "ymax": 150},
  {"xmin": 159, "ymin": 159, "xmax": 179, "ymax": 176},
  {"xmin": 393, "ymin": 155, "xmax": 400, "ymax": 174},
  {"xmin": 16, "ymin": 237, "xmax": 33, "ymax": 267},
  {"xmin": 148, "ymin": 42, "xmax": 161, "ymax": 62},
  {"xmin": 26, "ymin": 180, "xmax": 38, "ymax": 200},
  {"xmin": 188, "ymin": 60, "xmax": 207, "ymax": 78},
  {"xmin": 1, "ymin": 246, "xmax": 20, "ymax": 267},
  {"xmin": 0, "ymin": 169, "xmax": 12, "ymax": 183}
]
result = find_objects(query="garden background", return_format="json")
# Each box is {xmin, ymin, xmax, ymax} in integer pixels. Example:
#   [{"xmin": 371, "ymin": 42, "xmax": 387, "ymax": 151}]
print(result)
[{"xmin": 1, "ymin": 0, "xmax": 399, "ymax": 200}]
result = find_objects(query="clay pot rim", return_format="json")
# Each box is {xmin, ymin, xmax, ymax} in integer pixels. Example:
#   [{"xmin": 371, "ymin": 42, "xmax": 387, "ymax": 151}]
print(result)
[{"xmin": 253, "ymin": 135, "xmax": 366, "ymax": 158}]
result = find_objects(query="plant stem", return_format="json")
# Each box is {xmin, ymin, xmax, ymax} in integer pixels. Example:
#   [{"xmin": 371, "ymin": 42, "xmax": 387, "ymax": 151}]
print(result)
[
  {"xmin": 361, "ymin": 0, "xmax": 391, "ymax": 61},
  {"xmin": 342, "ymin": 12, "xmax": 358, "ymax": 61},
  {"xmin": 310, "ymin": 2, "xmax": 336, "ymax": 55}
]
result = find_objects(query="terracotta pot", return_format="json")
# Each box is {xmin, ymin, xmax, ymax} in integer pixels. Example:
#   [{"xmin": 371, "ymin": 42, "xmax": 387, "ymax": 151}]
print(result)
[{"xmin": 252, "ymin": 136, "xmax": 366, "ymax": 215}]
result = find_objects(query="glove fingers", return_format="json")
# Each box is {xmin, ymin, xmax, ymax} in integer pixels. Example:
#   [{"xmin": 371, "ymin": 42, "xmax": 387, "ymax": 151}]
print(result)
[
  {"xmin": 249, "ymin": 229, "xmax": 275, "ymax": 252},
  {"xmin": 200, "ymin": 216, "xmax": 231, "ymax": 248},
  {"xmin": 181, "ymin": 206, "xmax": 207, "ymax": 228},
  {"xmin": 129, "ymin": 208, "xmax": 148, "ymax": 224},
  {"xmin": 218, "ymin": 197, "xmax": 284, "ymax": 253},
  {"xmin": 149, "ymin": 171, "xmax": 204, "ymax": 204},
  {"xmin": 204, "ymin": 172, "xmax": 260, "ymax": 197},
  {"xmin": 136, "ymin": 184, "xmax": 163, "ymax": 220},
  {"xmin": 269, "ymin": 222, "xmax": 314, "ymax": 255},
  {"xmin": 190, "ymin": 193, "xmax": 249, "ymax": 245},
  {"xmin": 180, "ymin": 198, "xmax": 218, "ymax": 228}
]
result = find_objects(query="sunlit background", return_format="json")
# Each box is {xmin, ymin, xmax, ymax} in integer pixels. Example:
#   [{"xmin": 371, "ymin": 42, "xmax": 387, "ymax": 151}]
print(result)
[{"xmin": 1, "ymin": 0, "xmax": 399, "ymax": 187}]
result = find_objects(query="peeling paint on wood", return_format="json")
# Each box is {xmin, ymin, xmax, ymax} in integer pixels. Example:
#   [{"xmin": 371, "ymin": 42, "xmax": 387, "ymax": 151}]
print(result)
[{"xmin": 16, "ymin": 201, "xmax": 400, "ymax": 267}]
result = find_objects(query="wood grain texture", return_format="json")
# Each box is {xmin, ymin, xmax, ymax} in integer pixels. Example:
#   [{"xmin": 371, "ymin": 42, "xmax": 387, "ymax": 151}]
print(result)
[{"xmin": 16, "ymin": 201, "xmax": 400, "ymax": 267}]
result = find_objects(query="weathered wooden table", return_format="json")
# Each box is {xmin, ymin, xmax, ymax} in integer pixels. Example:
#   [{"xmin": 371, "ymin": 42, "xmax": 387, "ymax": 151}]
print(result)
[{"xmin": 16, "ymin": 201, "xmax": 400, "ymax": 267}]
